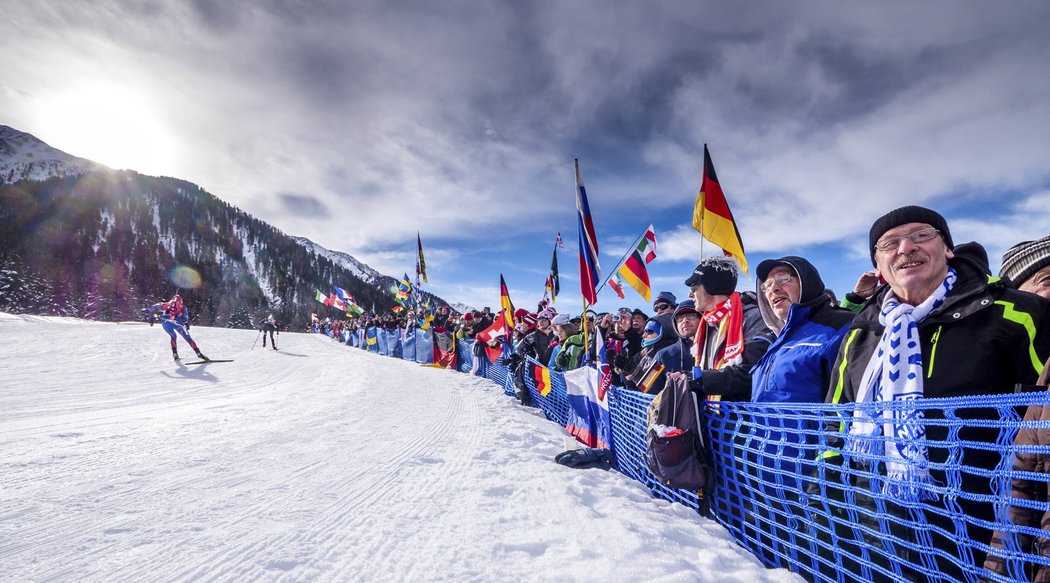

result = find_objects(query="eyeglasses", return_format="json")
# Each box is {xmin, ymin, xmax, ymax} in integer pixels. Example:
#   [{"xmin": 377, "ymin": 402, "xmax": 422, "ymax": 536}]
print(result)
[
  {"xmin": 653, "ymin": 303, "xmax": 672, "ymax": 312},
  {"xmin": 874, "ymin": 228, "xmax": 941, "ymax": 254},
  {"xmin": 760, "ymin": 273, "xmax": 795, "ymax": 293}
]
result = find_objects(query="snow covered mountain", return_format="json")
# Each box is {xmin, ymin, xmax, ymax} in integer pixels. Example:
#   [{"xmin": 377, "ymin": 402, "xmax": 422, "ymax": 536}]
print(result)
[
  {"xmin": 0, "ymin": 124, "xmax": 108, "ymax": 185},
  {"xmin": 0, "ymin": 124, "xmax": 452, "ymax": 326},
  {"xmin": 291, "ymin": 236, "xmax": 382, "ymax": 284}
]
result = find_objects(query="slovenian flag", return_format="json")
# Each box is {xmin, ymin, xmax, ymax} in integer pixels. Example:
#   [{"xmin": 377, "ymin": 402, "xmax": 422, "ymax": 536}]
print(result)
[
  {"xmin": 693, "ymin": 144, "xmax": 748, "ymax": 275},
  {"xmin": 575, "ymin": 159, "xmax": 601, "ymax": 305}
]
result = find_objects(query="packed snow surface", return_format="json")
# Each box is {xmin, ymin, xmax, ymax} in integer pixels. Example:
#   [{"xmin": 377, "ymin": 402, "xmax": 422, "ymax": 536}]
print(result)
[{"xmin": 0, "ymin": 313, "xmax": 799, "ymax": 582}]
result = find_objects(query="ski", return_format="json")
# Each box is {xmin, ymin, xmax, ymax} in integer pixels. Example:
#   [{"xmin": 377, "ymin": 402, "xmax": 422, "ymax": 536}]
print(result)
[{"xmin": 181, "ymin": 359, "xmax": 234, "ymax": 365}]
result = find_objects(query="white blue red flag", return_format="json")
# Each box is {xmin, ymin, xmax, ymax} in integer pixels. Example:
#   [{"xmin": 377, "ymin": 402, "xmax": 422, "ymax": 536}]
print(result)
[
  {"xmin": 574, "ymin": 159, "xmax": 601, "ymax": 305},
  {"xmin": 564, "ymin": 326, "xmax": 612, "ymax": 449}
]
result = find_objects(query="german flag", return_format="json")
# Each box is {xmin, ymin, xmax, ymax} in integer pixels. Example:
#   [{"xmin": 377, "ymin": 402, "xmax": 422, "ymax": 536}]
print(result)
[
  {"xmin": 693, "ymin": 144, "xmax": 748, "ymax": 275},
  {"xmin": 637, "ymin": 361, "xmax": 665, "ymax": 393},
  {"xmin": 499, "ymin": 274, "xmax": 516, "ymax": 334},
  {"xmin": 531, "ymin": 362, "xmax": 552, "ymax": 396},
  {"xmin": 616, "ymin": 224, "xmax": 657, "ymax": 302}
]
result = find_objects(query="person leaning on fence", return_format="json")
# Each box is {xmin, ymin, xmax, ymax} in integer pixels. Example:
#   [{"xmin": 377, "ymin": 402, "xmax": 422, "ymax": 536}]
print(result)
[
  {"xmin": 678, "ymin": 256, "xmax": 774, "ymax": 401},
  {"xmin": 741, "ymin": 256, "xmax": 855, "ymax": 569},
  {"xmin": 654, "ymin": 300, "xmax": 699, "ymax": 375},
  {"xmin": 984, "ymin": 356, "xmax": 1050, "ymax": 582},
  {"xmin": 518, "ymin": 308, "xmax": 556, "ymax": 366},
  {"xmin": 552, "ymin": 314, "xmax": 588, "ymax": 371},
  {"xmin": 621, "ymin": 314, "xmax": 677, "ymax": 394},
  {"xmin": 823, "ymin": 205, "xmax": 1050, "ymax": 580},
  {"xmin": 1000, "ymin": 234, "xmax": 1050, "ymax": 302}
]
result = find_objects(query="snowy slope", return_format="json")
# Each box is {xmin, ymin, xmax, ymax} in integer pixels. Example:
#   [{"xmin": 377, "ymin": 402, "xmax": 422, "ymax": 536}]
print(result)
[
  {"xmin": 0, "ymin": 313, "xmax": 799, "ymax": 583},
  {"xmin": 291, "ymin": 236, "xmax": 382, "ymax": 284},
  {"xmin": 0, "ymin": 125, "xmax": 108, "ymax": 185}
]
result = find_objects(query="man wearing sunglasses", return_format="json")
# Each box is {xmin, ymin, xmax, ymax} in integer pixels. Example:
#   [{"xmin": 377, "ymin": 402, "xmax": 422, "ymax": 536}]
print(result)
[{"xmin": 825, "ymin": 205, "xmax": 1050, "ymax": 579}]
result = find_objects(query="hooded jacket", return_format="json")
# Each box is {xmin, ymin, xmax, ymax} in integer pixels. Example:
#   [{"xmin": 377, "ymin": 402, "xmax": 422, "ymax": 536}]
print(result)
[
  {"xmin": 693, "ymin": 292, "xmax": 774, "ymax": 401},
  {"xmin": 751, "ymin": 257, "xmax": 854, "ymax": 403},
  {"xmin": 655, "ymin": 301, "xmax": 698, "ymax": 375},
  {"xmin": 624, "ymin": 314, "xmax": 676, "ymax": 393}
]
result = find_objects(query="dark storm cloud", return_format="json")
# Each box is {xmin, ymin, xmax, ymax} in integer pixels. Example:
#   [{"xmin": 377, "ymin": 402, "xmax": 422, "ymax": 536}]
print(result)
[{"xmin": 279, "ymin": 193, "xmax": 329, "ymax": 216}]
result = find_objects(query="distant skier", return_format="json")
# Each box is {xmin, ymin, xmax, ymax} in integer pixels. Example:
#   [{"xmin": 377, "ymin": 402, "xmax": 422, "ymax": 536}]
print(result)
[
  {"xmin": 258, "ymin": 314, "xmax": 280, "ymax": 350},
  {"xmin": 148, "ymin": 294, "xmax": 208, "ymax": 362}
]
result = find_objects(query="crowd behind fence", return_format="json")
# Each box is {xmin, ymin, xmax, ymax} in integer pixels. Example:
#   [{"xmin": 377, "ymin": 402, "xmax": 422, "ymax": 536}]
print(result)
[{"xmin": 332, "ymin": 325, "xmax": 1050, "ymax": 582}]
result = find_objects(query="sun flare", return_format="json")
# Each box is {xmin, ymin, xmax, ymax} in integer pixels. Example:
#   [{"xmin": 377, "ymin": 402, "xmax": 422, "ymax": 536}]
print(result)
[{"xmin": 36, "ymin": 84, "xmax": 176, "ymax": 175}]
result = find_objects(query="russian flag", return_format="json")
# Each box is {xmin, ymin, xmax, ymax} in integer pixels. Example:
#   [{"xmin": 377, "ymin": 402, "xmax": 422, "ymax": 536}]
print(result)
[
  {"xmin": 565, "ymin": 327, "xmax": 612, "ymax": 448},
  {"xmin": 574, "ymin": 159, "xmax": 601, "ymax": 305}
]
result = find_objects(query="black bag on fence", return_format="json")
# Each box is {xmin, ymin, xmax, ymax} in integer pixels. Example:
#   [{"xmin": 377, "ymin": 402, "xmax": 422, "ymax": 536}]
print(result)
[{"xmin": 645, "ymin": 375, "xmax": 714, "ymax": 509}]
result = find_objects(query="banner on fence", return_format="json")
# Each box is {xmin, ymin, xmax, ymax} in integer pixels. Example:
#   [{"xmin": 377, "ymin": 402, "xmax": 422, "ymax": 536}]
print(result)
[{"xmin": 564, "ymin": 366, "xmax": 611, "ymax": 449}]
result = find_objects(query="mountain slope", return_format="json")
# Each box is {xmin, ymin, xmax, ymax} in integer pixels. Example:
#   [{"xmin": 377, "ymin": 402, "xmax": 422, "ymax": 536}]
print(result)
[
  {"xmin": 0, "ymin": 125, "xmax": 108, "ymax": 185},
  {"xmin": 0, "ymin": 125, "xmax": 450, "ymax": 327}
]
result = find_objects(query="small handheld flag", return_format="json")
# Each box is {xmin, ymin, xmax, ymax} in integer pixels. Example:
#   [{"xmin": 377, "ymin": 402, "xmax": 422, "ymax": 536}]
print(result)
[{"xmin": 499, "ymin": 274, "xmax": 516, "ymax": 334}]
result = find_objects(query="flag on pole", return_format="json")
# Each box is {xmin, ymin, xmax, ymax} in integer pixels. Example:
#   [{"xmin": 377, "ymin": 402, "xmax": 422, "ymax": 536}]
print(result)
[
  {"xmin": 499, "ymin": 274, "xmax": 516, "ymax": 334},
  {"xmin": 545, "ymin": 247, "xmax": 560, "ymax": 302},
  {"xmin": 331, "ymin": 285, "xmax": 353, "ymax": 301},
  {"xmin": 575, "ymin": 159, "xmax": 601, "ymax": 305},
  {"xmin": 314, "ymin": 290, "xmax": 328, "ymax": 305},
  {"xmin": 615, "ymin": 224, "xmax": 658, "ymax": 302},
  {"xmin": 608, "ymin": 275, "xmax": 625, "ymax": 299},
  {"xmin": 417, "ymin": 233, "xmax": 428, "ymax": 283},
  {"xmin": 556, "ymin": 232, "xmax": 565, "ymax": 249},
  {"xmin": 475, "ymin": 317, "xmax": 508, "ymax": 363},
  {"xmin": 692, "ymin": 144, "xmax": 749, "ymax": 275}
]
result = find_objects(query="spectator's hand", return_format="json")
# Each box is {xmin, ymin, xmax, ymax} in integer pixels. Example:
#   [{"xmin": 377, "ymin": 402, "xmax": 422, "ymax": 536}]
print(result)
[
  {"xmin": 185, "ymin": 323, "xmax": 190, "ymax": 330},
  {"xmin": 666, "ymin": 371, "xmax": 684, "ymax": 381},
  {"xmin": 853, "ymin": 270, "xmax": 880, "ymax": 299}
]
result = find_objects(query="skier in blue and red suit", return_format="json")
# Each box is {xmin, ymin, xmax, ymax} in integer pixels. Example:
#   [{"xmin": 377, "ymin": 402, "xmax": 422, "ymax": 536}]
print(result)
[{"xmin": 149, "ymin": 294, "xmax": 208, "ymax": 362}]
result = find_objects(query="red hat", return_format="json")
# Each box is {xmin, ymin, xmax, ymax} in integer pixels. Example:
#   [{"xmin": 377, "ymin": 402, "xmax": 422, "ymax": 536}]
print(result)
[{"xmin": 514, "ymin": 308, "xmax": 529, "ymax": 320}]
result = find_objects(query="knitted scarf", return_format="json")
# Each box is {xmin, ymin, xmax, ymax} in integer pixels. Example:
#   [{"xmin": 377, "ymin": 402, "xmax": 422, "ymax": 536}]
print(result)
[
  {"xmin": 847, "ymin": 267, "xmax": 957, "ymax": 501},
  {"xmin": 692, "ymin": 292, "xmax": 745, "ymax": 370}
]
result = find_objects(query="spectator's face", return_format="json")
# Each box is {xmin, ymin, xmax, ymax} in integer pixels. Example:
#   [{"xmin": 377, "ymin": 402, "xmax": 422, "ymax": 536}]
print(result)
[
  {"xmin": 874, "ymin": 222, "xmax": 953, "ymax": 306},
  {"xmin": 675, "ymin": 312, "xmax": 701, "ymax": 338},
  {"xmin": 1020, "ymin": 266, "xmax": 1050, "ymax": 301},
  {"xmin": 615, "ymin": 316, "xmax": 631, "ymax": 334},
  {"xmin": 653, "ymin": 301, "xmax": 673, "ymax": 315},
  {"xmin": 631, "ymin": 314, "xmax": 645, "ymax": 331},
  {"xmin": 689, "ymin": 283, "xmax": 716, "ymax": 312},
  {"xmin": 537, "ymin": 317, "xmax": 551, "ymax": 332},
  {"xmin": 762, "ymin": 266, "xmax": 801, "ymax": 321}
]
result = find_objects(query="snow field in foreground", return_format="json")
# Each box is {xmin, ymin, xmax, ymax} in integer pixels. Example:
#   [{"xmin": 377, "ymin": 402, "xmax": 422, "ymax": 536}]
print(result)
[{"xmin": 0, "ymin": 313, "xmax": 799, "ymax": 582}]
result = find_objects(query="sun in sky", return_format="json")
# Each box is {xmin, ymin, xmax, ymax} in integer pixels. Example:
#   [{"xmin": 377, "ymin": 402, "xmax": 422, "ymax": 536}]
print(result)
[{"xmin": 34, "ymin": 83, "xmax": 177, "ymax": 175}]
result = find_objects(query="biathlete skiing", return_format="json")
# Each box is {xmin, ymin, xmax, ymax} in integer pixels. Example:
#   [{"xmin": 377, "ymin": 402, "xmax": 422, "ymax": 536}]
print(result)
[
  {"xmin": 258, "ymin": 314, "xmax": 280, "ymax": 350},
  {"xmin": 149, "ymin": 294, "xmax": 209, "ymax": 362}
]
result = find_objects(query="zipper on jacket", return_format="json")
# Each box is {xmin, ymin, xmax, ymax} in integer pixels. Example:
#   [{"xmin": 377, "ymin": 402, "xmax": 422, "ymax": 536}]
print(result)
[{"xmin": 927, "ymin": 325, "xmax": 942, "ymax": 379}]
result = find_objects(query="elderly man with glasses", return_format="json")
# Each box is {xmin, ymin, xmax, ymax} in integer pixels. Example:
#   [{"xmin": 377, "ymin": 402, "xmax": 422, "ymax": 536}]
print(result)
[{"xmin": 821, "ymin": 205, "xmax": 1050, "ymax": 579}]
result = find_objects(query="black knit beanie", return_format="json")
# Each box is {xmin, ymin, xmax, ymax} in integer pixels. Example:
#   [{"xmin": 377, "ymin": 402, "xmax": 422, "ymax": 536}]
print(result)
[
  {"xmin": 868, "ymin": 205, "xmax": 954, "ymax": 266},
  {"xmin": 1000, "ymin": 235, "xmax": 1050, "ymax": 287},
  {"xmin": 683, "ymin": 256, "xmax": 738, "ymax": 296}
]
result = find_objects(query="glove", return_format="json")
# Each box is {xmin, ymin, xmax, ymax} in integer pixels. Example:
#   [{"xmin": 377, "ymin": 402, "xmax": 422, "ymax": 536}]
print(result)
[
  {"xmin": 613, "ymin": 352, "xmax": 629, "ymax": 371},
  {"xmin": 499, "ymin": 353, "xmax": 523, "ymax": 367},
  {"xmin": 184, "ymin": 323, "xmax": 190, "ymax": 331}
]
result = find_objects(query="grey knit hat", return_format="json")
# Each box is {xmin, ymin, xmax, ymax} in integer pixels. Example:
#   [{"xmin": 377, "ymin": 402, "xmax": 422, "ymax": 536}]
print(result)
[{"xmin": 1000, "ymin": 235, "xmax": 1050, "ymax": 287}]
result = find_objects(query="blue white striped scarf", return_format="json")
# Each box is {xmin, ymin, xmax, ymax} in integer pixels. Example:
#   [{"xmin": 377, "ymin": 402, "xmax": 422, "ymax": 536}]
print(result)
[{"xmin": 846, "ymin": 268, "xmax": 957, "ymax": 501}]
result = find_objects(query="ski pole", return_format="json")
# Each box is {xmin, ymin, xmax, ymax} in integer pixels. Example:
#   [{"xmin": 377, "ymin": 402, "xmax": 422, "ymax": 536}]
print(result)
[{"xmin": 251, "ymin": 329, "xmax": 262, "ymax": 350}]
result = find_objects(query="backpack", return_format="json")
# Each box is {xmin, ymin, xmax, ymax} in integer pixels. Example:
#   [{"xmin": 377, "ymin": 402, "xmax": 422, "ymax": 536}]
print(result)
[{"xmin": 645, "ymin": 375, "xmax": 714, "ymax": 512}]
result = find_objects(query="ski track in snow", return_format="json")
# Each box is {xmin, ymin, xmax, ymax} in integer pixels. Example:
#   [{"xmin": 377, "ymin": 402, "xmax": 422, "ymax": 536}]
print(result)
[{"xmin": 0, "ymin": 313, "xmax": 799, "ymax": 583}]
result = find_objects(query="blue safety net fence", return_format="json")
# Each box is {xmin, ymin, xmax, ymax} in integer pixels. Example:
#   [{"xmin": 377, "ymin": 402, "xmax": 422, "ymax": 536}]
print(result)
[{"xmin": 331, "ymin": 329, "xmax": 1050, "ymax": 582}]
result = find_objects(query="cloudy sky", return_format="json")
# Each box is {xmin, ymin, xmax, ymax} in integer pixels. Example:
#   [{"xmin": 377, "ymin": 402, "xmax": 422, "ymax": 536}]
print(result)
[{"xmin": 3, "ymin": 1, "xmax": 1050, "ymax": 313}]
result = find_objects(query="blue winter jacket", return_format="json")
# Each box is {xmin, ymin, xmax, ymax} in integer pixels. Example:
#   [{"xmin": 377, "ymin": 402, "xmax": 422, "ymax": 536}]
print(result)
[{"xmin": 750, "ymin": 302, "xmax": 852, "ymax": 403}]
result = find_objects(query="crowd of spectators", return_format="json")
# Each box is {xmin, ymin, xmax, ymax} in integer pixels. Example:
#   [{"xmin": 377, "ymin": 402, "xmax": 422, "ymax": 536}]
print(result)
[{"xmin": 308, "ymin": 205, "xmax": 1050, "ymax": 580}]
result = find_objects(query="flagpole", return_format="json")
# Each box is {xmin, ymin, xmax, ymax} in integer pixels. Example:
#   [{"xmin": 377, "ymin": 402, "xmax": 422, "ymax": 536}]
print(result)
[
  {"xmin": 581, "ymin": 297, "xmax": 591, "ymax": 366},
  {"xmin": 594, "ymin": 225, "xmax": 650, "ymax": 297}
]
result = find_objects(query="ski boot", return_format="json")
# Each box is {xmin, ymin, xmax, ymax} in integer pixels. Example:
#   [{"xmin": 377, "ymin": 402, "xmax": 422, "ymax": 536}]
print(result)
[
  {"xmin": 194, "ymin": 349, "xmax": 210, "ymax": 362},
  {"xmin": 172, "ymin": 349, "xmax": 181, "ymax": 361}
]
